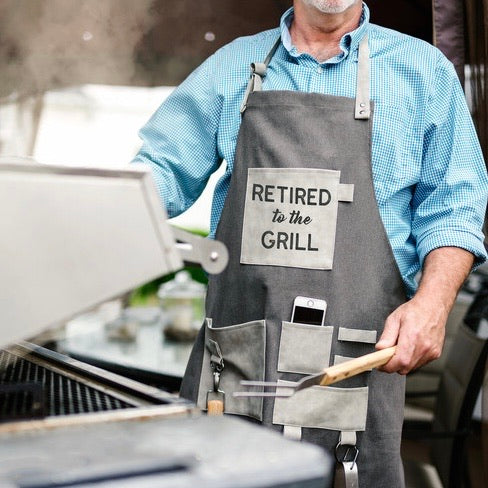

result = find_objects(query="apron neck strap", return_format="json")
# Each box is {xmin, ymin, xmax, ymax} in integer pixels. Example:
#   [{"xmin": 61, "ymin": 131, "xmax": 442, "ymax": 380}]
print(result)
[
  {"xmin": 240, "ymin": 33, "xmax": 371, "ymax": 119},
  {"xmin": 264, "ymin": 37, "xmax": 282, "ymax": 67},
  {"xmin": 354, "ymin": 34, "xmax": 371, "ymax": 120},
  {"xmin": 240, "ymin": 38, "xmax": 281, "ymax": 113}
]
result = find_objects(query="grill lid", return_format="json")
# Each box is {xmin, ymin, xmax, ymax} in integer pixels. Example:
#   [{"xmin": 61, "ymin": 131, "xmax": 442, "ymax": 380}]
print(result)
[{"xmin": 0, "ymin": 161, "xmax": 183, "ymax": 348}]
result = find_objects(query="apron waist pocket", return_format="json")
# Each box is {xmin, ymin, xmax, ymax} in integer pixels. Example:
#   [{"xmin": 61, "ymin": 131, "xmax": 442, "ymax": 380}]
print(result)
[
  {"xmin": 196, "ymin": 318, "xmax": 266, "ymax": 421},
  {"xmin": 272, "ymin": 380, "xmax": 369, "ymax": 432}
]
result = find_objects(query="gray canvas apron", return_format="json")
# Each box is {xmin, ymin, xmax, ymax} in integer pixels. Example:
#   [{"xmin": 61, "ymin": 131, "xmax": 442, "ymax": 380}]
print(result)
[{"xmin": 180, "ymin": 35, "xmax": 407, "ymax": 488}]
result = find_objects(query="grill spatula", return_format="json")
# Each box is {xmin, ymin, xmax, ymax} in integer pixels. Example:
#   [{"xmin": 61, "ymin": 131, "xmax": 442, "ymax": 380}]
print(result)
[{"xmin": 234, "ymin": 346, "xmax": 396, "ymax": 398}]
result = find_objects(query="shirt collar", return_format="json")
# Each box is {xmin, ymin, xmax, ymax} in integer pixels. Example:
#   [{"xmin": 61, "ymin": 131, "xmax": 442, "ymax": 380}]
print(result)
[{"xmin": 280, "ymin": 2, "xmax": 370, "ymax": 63}]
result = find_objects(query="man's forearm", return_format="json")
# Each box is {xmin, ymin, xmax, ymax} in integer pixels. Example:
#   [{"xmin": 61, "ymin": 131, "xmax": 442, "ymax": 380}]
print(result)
[
  {"xmin": 416, "ymin": 246, "xmax": 474, "ymax": 314},
  {"xmin": 377, "ymin": 246, "xmax": 474, "ymax": 374}
]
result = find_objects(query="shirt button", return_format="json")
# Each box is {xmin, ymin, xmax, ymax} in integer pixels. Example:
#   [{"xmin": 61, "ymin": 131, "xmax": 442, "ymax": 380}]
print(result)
[{"xmin": 316, "ymin": 66, "xmax": 323, "ymax": 74}]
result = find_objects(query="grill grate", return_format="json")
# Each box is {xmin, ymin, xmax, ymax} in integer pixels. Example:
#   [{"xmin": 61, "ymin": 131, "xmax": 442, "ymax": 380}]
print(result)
[{"xmin": 0, "ymin": 350, "xmax": 135, "ymax": 420}]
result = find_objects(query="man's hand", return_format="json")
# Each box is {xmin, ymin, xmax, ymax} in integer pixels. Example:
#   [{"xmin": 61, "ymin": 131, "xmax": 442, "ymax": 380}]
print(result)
[{"xmin": 376, "ymin": 247, "xmax": 474, "ymax": 374}]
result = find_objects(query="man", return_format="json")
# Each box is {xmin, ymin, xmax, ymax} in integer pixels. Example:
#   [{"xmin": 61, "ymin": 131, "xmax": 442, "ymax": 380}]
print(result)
[{"xmin": 133, "ymin": 1, "xmax": 488, "ymax": 486}]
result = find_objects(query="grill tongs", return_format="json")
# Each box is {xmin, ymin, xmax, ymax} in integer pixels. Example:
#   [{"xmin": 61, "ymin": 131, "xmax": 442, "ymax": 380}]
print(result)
[{"xmin": 234, "ymin": 346, "xmax": 396, "ymax": 398}]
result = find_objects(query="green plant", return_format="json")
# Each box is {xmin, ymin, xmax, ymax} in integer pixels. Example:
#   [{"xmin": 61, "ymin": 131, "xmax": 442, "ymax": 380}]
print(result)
[{"xmin": 128, "ymin": 227, "xmax": 209, "ymax": 306}]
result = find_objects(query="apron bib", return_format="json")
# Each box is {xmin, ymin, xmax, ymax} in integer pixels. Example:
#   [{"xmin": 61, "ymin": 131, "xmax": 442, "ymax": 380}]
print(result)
[{"xmin": 180, "ymin": 35, "xmax": 407, "ymax": 488}]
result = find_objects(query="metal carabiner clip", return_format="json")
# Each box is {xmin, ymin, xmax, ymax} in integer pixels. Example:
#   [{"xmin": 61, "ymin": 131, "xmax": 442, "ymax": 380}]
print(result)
[
  {"xmin": 206, "ymin": 353, "xmax": 225, "ymax": 415},
  {"xmin": 213, "ymin": 369, "xmax": 221, "ymax": 392}
]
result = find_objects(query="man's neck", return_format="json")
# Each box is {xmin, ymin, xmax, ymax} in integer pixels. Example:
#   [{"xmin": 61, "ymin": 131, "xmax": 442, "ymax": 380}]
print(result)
[{"xmin": 290, "ymin": 2, "xmax": 363, "ymax": 62}]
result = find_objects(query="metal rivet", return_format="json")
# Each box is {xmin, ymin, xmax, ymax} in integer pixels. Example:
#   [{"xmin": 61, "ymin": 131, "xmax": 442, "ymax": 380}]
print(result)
[
  {"xmin": 360, "ymin": 102, "xmax": 366, "ymax": 107},
  {"xmin": 359, "ymin": 110, "xmax": 365, "ymax": 114},
  {"xmin": 210, "ymin": 251, "xmax": 219, "ymax": 262}
]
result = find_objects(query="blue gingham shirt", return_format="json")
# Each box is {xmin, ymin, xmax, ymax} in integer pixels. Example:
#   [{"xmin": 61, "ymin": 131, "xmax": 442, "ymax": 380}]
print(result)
[{"xmin": 133, "ymin": 3, "xmax": 488, "ymax": 296}]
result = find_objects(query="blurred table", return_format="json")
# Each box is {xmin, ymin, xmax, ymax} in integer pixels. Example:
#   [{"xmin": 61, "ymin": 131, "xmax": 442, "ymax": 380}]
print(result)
[{"xmin": 57, "ymin": 305, "xmax": 194, "ymax": 392}]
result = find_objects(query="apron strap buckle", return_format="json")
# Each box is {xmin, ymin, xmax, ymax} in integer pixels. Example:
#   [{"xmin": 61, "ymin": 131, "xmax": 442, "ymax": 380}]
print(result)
[
  {"xmin": 335, "ymin": 443, "xmax": 359, "ymax": 467},
  {"xmin": 335, "ymin": 431, "xmax": 360, "ymax": 488}
]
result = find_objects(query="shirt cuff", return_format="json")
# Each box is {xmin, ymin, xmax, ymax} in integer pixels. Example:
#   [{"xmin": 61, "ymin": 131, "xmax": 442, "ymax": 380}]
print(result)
[{"xmin": 416, "ymin": 227, "xmax": 488, "ymax": 270}]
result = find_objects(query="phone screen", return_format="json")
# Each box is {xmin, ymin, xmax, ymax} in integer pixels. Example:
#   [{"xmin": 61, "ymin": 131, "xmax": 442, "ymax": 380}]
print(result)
[{"xmin": 292, "ymin": 305, "xmax": 325, "ymax": 326}]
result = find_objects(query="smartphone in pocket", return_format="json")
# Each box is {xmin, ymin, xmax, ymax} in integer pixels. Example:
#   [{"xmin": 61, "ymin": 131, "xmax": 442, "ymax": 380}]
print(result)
[{"xmin": 291, "ymin": 296, "xmax": 327, "ymax": 326}]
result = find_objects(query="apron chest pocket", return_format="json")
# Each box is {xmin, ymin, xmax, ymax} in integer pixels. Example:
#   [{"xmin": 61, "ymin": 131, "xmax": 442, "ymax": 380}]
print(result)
[{"xmin": 278, "ymin": 321, "xmax": 333, "ymax": 374}]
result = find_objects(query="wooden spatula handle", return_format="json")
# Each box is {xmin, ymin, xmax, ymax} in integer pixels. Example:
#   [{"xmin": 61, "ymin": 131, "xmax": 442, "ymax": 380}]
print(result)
[{"xmin": 319, "ymin": 346, "xmax": 396, "ymax": 386}]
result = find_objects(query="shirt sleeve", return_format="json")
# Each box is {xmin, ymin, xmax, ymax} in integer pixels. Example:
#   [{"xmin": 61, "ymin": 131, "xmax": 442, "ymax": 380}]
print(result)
[
  {"xmin": 412, "ymin": 52, "xmax": 488, "ymax": 267},
  {"xmin": 131, "ymin": 55, "xmax": 223, "ymax": 218}
]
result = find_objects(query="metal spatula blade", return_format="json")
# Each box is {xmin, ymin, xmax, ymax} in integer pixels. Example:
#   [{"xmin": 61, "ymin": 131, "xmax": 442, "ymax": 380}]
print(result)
[{"xmin": 233, "ymin": 346, "xmax": 396, "ymax": 398}]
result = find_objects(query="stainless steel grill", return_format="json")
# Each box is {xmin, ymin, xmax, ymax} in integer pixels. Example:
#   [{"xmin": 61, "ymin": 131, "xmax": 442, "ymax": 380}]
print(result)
[
  {"xmin": 0, "ymin": 349, "xmax": 135, "ymax": 420},
  {"xmin": 0, "ymin": 342, "xmax": 191, "ymax": 426}
]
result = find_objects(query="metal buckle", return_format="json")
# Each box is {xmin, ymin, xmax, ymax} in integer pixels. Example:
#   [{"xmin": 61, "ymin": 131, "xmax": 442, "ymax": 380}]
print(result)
[{"xmin": 335, "ymin": 442, "xmax": 359, "ymax": 469}]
